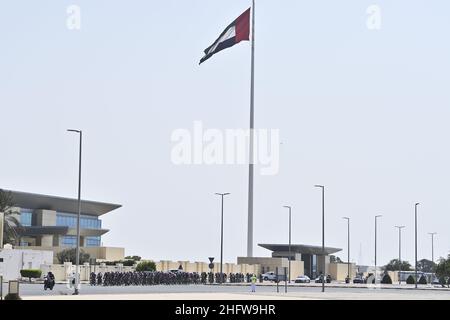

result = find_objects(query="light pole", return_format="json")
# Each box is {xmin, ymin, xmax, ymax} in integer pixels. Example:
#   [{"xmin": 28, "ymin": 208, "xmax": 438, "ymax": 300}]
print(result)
[
  {"xmin": 342, "ymin": 217, "xmax": 350, "ymax": 281},
  {"xmin": 374, "ymin": 215, "xmax": 382, "ymax": 281},
  {"xmin": 283, "ymin": 206, "xmax": 292, "ymax": 283},
  {"xmin": 395, "ymin": 226, "xmax": 405, "ymax": 284},
  {"xmin": 314, "ymin": 185, "xmax": 325, "ymax": 293},
  {"xmin": 428, "ymin": 232, "xmax": 437, "ymax": 264},
  {"xmin": 215, "ymin": 193, "xmax": 230, "ymax": 284},
  {"xmin": 415, "ymin": 203, "xmax": 420, "ymax": 289},
  {"xmin": 67, "ymin": 129, "xmax": 82, "ymax": 295}
]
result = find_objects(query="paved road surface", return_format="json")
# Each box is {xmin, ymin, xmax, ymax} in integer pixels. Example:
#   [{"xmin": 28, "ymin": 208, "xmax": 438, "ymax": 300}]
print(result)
[{"xmin": 3, "ymin": 283, "xmax": 450, "ymax": 300}]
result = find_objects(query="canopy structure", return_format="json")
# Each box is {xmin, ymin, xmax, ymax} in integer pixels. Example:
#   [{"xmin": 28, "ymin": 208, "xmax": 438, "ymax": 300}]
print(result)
[{"xmin": 259, "ymin": 243, "xmax": 342, "ymax": 256}]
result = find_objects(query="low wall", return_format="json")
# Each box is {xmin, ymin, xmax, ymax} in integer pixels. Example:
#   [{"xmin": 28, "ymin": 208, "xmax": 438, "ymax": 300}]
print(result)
[
  {"xmin": 14, "ymin": 246, "xmax": 125, "ymax": 263},
  {"xmin": 329, "ymin": 263, "xmax": 357, "ymax": 281},
  {"xmin": 40, "ymin": 262, "xmax": 135, "ymax": 282},
  {"xmin": 237, "ymin": 257, "xmax": 304, "ymax": 280},
  {"xmin": 156, "ymin": 261, "xmax": 260, "ymax": 275},
  {"xmin": 0, "ymin": 249, "xmax": 53, "ymax": 281}
]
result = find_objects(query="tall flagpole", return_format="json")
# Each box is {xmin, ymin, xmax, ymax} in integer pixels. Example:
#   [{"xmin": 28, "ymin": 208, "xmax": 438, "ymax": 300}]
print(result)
[{"xmin": 247, "ymin": 0, "xmax": 256, "ymax": 257}]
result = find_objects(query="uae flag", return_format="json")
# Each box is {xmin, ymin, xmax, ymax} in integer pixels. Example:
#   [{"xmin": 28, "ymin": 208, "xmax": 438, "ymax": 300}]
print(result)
[{"xmin": 200, "ymin": 8, "xmax": 251, "ymax": 64}]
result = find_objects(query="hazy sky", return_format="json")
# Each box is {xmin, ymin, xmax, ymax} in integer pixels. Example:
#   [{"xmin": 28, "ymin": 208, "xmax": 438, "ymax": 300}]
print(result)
[{"xmin": 1, "ymin": 0, "xmax": 449, "ymax": 266}]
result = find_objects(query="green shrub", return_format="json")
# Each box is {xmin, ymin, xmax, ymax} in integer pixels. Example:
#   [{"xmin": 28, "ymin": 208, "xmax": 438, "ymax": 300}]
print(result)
[
  {"xmin": 381, "ymin": 274, "xmax": 392, "ymax": 284},
  {"xmin": 125, "ymin": 255, "xmax": 141, "ymax": 261},
  {"xmin": 122, "ymin": 260, "xmax": 135, "ymax": 267},
  {"xmin": 20, "ymin": 269, "xmax": 42, "ymax": 282},
  {"xmin": 56, "ymin": 248, "xmax": 90, "ymax": 264},
  {"xmin": 104, "ymin": 260, "xmax": 136, "ymax": 266},
  {"xmin": 418, "ymin": 275, "xmax": 428, "ymax": 284},
  {"xmin": 406, "ymin": 275, "xmax": 416, "ymax": 284},
  {"xmin": 136, "ymin": 260, "xmax": 156, "ymax": 272}
]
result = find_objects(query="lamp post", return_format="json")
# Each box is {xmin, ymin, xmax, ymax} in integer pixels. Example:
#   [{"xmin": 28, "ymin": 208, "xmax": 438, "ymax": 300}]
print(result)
[
  {"xmin": 283, "ymin": 206, "xmax": 292, "ymax": 283},
  {"xmin": 342, "ymin": 217, "xmax": 350, "ymax": 281},
  {"xmin": 374, "ymin": 215, "xmax": 382, "ymax": 281},
  {"xmin": 215, "ymin": 193, "xmax": 230, "ymax": 284},
  {"xmin": 67, "ymin": 129, "xmax": 82, "ymax": 295},
  {"xmin": 428, "ymin": 232, "xmax": 437, "ymax": 264},
  {"xmin": 395, "ymin": 226, "xmax": 405, "ymax": 284},
  {"xmin": 414, "ymin": 203, "xmax": 420, "ymax": 289},
  {"xmin": 314, "ymin": 185, "xmax": 325, "ymax": 293}
]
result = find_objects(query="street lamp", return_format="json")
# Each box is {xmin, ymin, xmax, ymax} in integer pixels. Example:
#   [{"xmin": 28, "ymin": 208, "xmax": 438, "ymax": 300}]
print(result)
[
  {"xmin": 415, "ymin": 203, "xmax": 420, "ymax": 289},
  {"xmin": 395, "ymin": 226, "xmax": 405, "ymax": 285},
  {"xmin": 283, "ymin": 206, "xmax": 292, "ymax": 283},
  {"xmin": 342, "ymin": 217, "xmax": 350, "ymax": 282},
  {"xmin": 67, "ymin": 129, "xmax": 82, "ymax": 295},
  {"xmin": 428, "ymin": 232, "xmax": 437, "ymax": 264},
  {"xmin": 215, "ymin": 193, "xmax": 230, "ymax": 284},
  {"xmin": 374, "ymin": 215, "xmax": 382, "ymax": 281},
  {"xmin": 314, "ymin": 185, "xmax": 325, "ymax": 293}
]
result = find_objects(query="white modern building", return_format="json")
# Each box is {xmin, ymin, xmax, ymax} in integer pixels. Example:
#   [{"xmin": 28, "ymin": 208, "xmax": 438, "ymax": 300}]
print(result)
[{"xmin": 2, "ymin": 189, "xmax": 124, "ymax": 262}]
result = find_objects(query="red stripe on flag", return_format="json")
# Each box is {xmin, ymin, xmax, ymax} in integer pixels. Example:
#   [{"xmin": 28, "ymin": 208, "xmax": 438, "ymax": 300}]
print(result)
[{"xmin": 235, "ymin": 8, "xmax": 250, "ymax": 43}]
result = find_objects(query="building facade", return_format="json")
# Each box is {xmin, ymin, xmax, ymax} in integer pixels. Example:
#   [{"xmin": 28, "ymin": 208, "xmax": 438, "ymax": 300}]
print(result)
[
  {"xmin": 239, "ymin": 243, "xmax": 356, "ymax": 281},
  {"xmin": 4, "ymin": 189, "xmax": 124, "ymax": 262}
]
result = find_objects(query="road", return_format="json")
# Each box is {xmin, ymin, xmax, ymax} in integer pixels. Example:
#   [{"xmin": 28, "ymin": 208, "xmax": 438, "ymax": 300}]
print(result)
[{"xmin": 3, "ymin": 283, "xmax": 450, "ymax": 300}]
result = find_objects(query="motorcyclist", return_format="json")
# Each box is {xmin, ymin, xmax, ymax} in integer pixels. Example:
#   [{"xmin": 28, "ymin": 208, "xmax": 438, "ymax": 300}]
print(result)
[{"xmin": 44, "ymin": 271, "xmax": 55, "ymax": 290}]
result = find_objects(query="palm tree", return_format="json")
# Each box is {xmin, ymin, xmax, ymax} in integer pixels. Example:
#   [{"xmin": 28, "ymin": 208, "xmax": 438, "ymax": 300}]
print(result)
[{"xmin": 0, "ymin": 189, "xmax": 22, "ymax": 245}]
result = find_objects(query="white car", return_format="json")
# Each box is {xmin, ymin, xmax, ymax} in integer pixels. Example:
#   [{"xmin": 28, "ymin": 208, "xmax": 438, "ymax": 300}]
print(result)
[
  {"xmin": 261, "ymin": 272, "xmax": 277, "ymax": 281},
  {"xmin": 168, "ymin": 269, "xmax": 182, "ymax": 274},
  {"xmin": 295, "ymin": 275, "xmax": 311, "ymax": 283}
]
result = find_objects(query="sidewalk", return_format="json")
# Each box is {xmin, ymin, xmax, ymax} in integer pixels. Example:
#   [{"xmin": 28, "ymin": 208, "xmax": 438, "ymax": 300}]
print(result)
[
  {"xmin": 22, "ymin": 289, "xmax": 450, "ymax": 300},
  {"xmin": 220, "ymin": 282, "xmax": 450, "ymax": 292},
  {"xmin": 23, "ymin": 292, "xmax": 309, "ymax": 300}
]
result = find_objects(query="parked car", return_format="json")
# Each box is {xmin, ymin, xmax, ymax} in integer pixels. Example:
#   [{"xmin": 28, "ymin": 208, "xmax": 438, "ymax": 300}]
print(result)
[
  {"xmin": 261, "ymin": 272, "xmax": 276, "ymax": 281},
  {"xmin": 353, "ymin": 275, "xmax": 365, "ymax": 284},
  {"xmin": 315, "ymin": 275, "xmax": 332, "ymax": 283},
  {"xmin": 431, "ymin": 277, "xmax": 441, "ymax": 285},
  {"xmin": 168, "ymin": 269, "xmax": 182, "ymax": 274},
  {"xmin": 294, "ymin": 275, "xmax": 311, "ymax": 283},
  {"xmin": 261, "ymin": 272, "xmax": 287, "ymax": 282}
]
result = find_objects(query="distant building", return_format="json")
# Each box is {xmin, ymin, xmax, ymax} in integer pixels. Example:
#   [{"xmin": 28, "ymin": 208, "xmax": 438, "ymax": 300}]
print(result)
[
  {"xmin": 4, "ymin": 189, "xmax": 124, "ymax": 262},
  {"xmin": 238, "ymin": 243, "xmax": 356, "ymax": 281}
]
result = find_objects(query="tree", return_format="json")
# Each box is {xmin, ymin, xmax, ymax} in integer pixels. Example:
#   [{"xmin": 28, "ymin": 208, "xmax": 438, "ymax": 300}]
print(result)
[
  {"xmin": 418, "ymin": 275, "xmax": 428, "ymax": 285},
  {"xmin": 417, "ymin": 259, "xmax": 435, "ymax": 273},
  {"xmin": 406, "ymin": 275, "xmax": 415, "ymax": 284},
  {"xmin": 136, "ymin": 260, "xmax": 156, "ymax": 272},
  {"xmin": 383, "ymin": 259, "xmax": 412, "ymax": 272},
  {"xmin": 56, "ymin": 248, "xmax": 90, "ymax": 264},
  {"xmin": 381, "ymin": 273, "xmax": 392, "ymax": 284},
  {"xmin": 329, "ymin": 255, "xmax": 343, "ymax": 264},
  {"xmin": 0, "ymin": 189, "xmax": 23, "ymax": 245},
  {"xmin": 435, "ymin": 255, "xmax": 450, "ymax": 281}
]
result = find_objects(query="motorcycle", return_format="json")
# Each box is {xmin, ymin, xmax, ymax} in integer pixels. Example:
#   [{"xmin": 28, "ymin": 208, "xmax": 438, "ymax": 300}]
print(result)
[{"xmin": 44, "ymin": 275, "xmax": 55, "ymax": 290}]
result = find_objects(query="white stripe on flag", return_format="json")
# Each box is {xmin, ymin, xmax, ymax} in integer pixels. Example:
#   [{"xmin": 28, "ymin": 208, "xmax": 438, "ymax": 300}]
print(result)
[{"xmin": 206, "ymin": 26, "xmax": 236, "ymax": 55}]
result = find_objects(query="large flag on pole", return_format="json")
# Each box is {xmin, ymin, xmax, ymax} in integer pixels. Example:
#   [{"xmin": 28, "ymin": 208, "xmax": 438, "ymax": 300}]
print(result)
[{"xmin": 199, "ymin": 8, "xmax": 251, "ymax": 64}]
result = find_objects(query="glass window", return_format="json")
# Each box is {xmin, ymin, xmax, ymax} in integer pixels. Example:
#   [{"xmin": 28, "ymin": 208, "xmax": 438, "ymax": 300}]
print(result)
[
  {"xmin": 20, "ymin": 209, "xmax": 33, "ymax": 226},
  {"xmin": 85, "ymin": 236, "xmax": 101, "ymax": 247},
  {"xmin": 56, "ymin": 212, "xmax": 101, "ymax": 230},
  {"xmin": 60, "ymin": 236, "xmax": 77, "ymax": 247}
]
